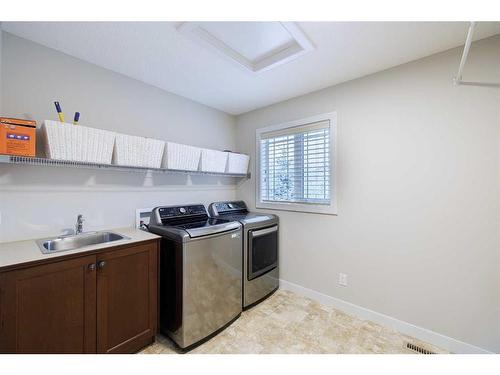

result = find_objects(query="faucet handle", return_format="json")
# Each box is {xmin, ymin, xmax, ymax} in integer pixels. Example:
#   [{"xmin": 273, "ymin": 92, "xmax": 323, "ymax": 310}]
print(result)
[{"xmin": 76, "ymin": 214, "xmax": 85, "ymax": 235}]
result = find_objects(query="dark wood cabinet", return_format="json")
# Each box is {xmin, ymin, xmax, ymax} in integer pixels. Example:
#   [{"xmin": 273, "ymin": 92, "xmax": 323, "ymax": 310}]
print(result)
[
  {"xmin": 0, "ymin": 255, "xmax": 97, "ymax": 353},
  {"xmin": 0, "ymin": 240, "xmax": 158, "ymax": 354},
  {"xmin": 96, "ymin": 243, "xmax": 157, "ymax": 353}
]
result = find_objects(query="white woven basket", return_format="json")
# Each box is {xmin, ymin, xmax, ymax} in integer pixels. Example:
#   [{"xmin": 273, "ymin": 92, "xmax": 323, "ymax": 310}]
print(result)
[
  {"xmin": 200, "ymin": 148, "xmax": 228, "ymax": 173},
  {"xmin": 113, "ymin": 133, "xmax": 165, "ymax": 168},
  {"xmin": 42, "ymin": 120, "xmax": 116, "ymax": 164},
  {"xmin": 226, "ymin": 152, "xmax": 250, "ymax": 174},
  {"xmin": 162, "ymin": 142, "xmax": 201, "ymax": 171}
]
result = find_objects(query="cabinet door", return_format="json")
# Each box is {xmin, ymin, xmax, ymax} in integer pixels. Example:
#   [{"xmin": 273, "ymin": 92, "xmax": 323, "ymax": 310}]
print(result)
[
  {"xmin": 0, "ymin": 255, "xmax": 97, "ymax": 353},
  {"xmin": 96, "ymin": 243, "xmax": 157, "ymax": 353}
]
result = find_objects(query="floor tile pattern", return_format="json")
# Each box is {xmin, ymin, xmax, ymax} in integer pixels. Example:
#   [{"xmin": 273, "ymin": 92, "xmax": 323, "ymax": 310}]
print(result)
[{"xmin": 140, "ymin": 289, "xmax": 447, "ymax": 354}]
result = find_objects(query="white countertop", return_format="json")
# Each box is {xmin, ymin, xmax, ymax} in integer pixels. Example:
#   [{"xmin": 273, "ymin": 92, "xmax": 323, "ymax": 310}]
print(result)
[{"xmin": 0, "ymin": 227, "xmax": 161, "ymax": 271}]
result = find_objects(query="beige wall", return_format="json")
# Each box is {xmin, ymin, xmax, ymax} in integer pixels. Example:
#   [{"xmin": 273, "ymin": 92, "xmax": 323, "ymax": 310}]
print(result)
[
  {"xmin": 0, "ymin": 33, "xmax": 238, "ymax": 242},
  {"xmin": 235, "ymin": 35, "xmax": 500, "ymax": 352}
]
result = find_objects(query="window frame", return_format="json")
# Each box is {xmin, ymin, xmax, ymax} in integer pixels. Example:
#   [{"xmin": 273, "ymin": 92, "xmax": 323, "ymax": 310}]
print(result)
[{"xmin": 255, "ymin": 112, "xmax": 337, "ymax": 215}]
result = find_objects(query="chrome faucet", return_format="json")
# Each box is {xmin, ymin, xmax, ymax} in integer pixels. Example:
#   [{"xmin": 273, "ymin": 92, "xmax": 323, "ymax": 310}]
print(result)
[{"xmin": 75, "ymin": 214, "xmax": 85, "ymax": 235}]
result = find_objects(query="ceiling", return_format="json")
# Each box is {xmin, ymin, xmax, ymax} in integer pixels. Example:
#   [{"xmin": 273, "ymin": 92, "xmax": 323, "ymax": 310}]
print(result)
[{"xmin": 2, "ymin": 22, "xmax": 500, "ymax": 115}]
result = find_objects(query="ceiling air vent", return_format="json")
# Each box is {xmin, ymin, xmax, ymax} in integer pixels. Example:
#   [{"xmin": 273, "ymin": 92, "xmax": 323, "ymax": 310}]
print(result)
[{"xmin": 405, "ymin": 342, "xmax": 436, "ymax": 354}]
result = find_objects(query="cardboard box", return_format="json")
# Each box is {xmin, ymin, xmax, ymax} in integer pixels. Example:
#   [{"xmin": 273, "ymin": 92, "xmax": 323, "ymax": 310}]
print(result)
[{"xmin": 0, "ymin": 118, "xmax": 37, "ymax": 157}]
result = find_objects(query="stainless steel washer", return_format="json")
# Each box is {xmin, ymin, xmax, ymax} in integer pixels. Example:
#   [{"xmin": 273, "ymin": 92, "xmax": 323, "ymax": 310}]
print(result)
[
  {"xmin": 149, "ymin": 204, "xmax": 242, "ymax": 350},
  {"xmin": 208, "ymin": 201, "xmax": 279, "ymax": 309}
]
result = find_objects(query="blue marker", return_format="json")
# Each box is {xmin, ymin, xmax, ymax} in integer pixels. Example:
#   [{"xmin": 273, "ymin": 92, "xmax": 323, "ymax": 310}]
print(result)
[
  {"xmin": 54, "ymin": 101, "xmax": 65, "ymax": 122},
  {"xmin": 73, "ymin": 112, "xmax": 80, "ymax": 125}
]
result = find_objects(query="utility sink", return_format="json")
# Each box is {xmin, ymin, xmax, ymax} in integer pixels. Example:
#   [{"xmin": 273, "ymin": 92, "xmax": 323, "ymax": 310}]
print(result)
[{"xmin": 37, "ymin": 231, "xmax": 130, "ymax": 254}]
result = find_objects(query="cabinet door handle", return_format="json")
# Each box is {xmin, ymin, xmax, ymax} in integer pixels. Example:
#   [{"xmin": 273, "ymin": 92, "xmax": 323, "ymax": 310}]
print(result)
[
  {"xmin": 88, "ymin": 263, "xmax": 96, "ymax": 271},
  {"xmin": 97, "ymin": 261, "xmax": 106, "ymax": 270}
]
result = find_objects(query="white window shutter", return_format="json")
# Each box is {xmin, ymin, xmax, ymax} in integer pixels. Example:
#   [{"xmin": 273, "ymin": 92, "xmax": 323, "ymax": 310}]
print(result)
[{"xmin": 259, "ymin": 120, "xmax": 331, "ymax": 205}]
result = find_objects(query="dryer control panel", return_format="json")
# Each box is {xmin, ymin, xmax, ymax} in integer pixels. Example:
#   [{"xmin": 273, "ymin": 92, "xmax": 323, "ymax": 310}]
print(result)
[{"xmin": 209, "ymin": 201, "xmax": 248, "ymax": 216}]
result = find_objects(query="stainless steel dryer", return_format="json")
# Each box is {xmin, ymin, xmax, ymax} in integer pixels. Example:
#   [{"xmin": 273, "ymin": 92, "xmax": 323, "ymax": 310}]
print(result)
[
  {"xmin": 149, "ymin": 204, "xmax": 242, "ymax": 350},
  {"xmin": 208, "ymin": 201, "xmax": 279, "ymax": 309}
]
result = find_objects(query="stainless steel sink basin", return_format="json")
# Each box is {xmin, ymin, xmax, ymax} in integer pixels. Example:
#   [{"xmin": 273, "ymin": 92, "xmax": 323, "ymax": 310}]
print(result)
[{"xmin": 37, "ymin": 231, "xmax": 130, "ymax": 254}]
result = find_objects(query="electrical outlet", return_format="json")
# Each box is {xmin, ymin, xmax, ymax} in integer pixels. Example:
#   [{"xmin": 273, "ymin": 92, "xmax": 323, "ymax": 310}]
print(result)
[{"xmin": 338, "ymin": 273, "xmax": 348, "ymax": 287}]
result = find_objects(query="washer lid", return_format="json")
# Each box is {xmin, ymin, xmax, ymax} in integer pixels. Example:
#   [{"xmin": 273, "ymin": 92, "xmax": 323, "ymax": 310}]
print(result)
[{"xmin": 171, "ymin": 218, "xmax": 241, "ymax": 238}]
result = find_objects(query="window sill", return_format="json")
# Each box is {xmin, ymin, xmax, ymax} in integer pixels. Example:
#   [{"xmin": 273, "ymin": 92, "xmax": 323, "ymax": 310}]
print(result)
[{"xmin": 256, "ymin": 200, "xmax": 338, "ymax": 216}]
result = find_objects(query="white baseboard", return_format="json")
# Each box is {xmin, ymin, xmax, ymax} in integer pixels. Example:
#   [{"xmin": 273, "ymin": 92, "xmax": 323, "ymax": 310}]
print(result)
[{"xmin": 279, "ymin": 279, "xmax": 492, "ymax": 354}]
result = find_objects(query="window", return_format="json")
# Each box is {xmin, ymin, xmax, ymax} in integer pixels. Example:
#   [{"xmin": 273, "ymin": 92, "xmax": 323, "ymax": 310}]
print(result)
[{"xmin": 256, "ymin": 112, "xmax": 337, "ymax": 215}]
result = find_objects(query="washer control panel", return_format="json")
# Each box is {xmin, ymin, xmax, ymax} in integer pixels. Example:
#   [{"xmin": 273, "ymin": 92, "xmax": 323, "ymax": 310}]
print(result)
[{"xmin": 157, "ymin": 204, "xmax": 207, "ymax": 223}]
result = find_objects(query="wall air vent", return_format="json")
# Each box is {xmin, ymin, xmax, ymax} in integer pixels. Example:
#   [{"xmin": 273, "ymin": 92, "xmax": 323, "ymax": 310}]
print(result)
[
  {"xmin": 405, "ymin": 342, "xmax": 436, "ymax": 354},
  {"xmin": 177, "ymin": 22, "xmax": 314, "ymax": 73}
]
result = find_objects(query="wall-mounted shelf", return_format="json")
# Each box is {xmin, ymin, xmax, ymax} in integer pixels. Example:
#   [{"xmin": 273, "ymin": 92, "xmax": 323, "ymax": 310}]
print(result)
[{"xmin": 0, "ymin": 155, "xmax": 251, "ymax": 179}]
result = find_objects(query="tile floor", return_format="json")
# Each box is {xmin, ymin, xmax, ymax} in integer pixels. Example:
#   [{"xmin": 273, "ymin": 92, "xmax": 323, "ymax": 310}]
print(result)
[{"xmin": 140, "ymin": 289, "xmax": 447, "ymax": 354}]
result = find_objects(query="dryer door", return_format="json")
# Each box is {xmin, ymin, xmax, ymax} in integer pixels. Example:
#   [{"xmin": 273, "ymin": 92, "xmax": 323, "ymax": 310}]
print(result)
[{"xmin": 248, "ymin": 225, "xmax": 278, "ymax": 281}]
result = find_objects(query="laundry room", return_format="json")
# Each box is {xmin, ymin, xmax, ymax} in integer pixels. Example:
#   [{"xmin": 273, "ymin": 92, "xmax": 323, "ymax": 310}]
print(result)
[{"xmin": 1, "ymin": 1, "xmax": 500, "ymax": 374}]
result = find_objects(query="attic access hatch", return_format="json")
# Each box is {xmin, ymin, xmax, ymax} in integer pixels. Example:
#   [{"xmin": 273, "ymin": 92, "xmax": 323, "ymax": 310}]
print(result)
[{"xmin": 177, "ymin": 22, "xmax": 314, "ymax": 73}]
